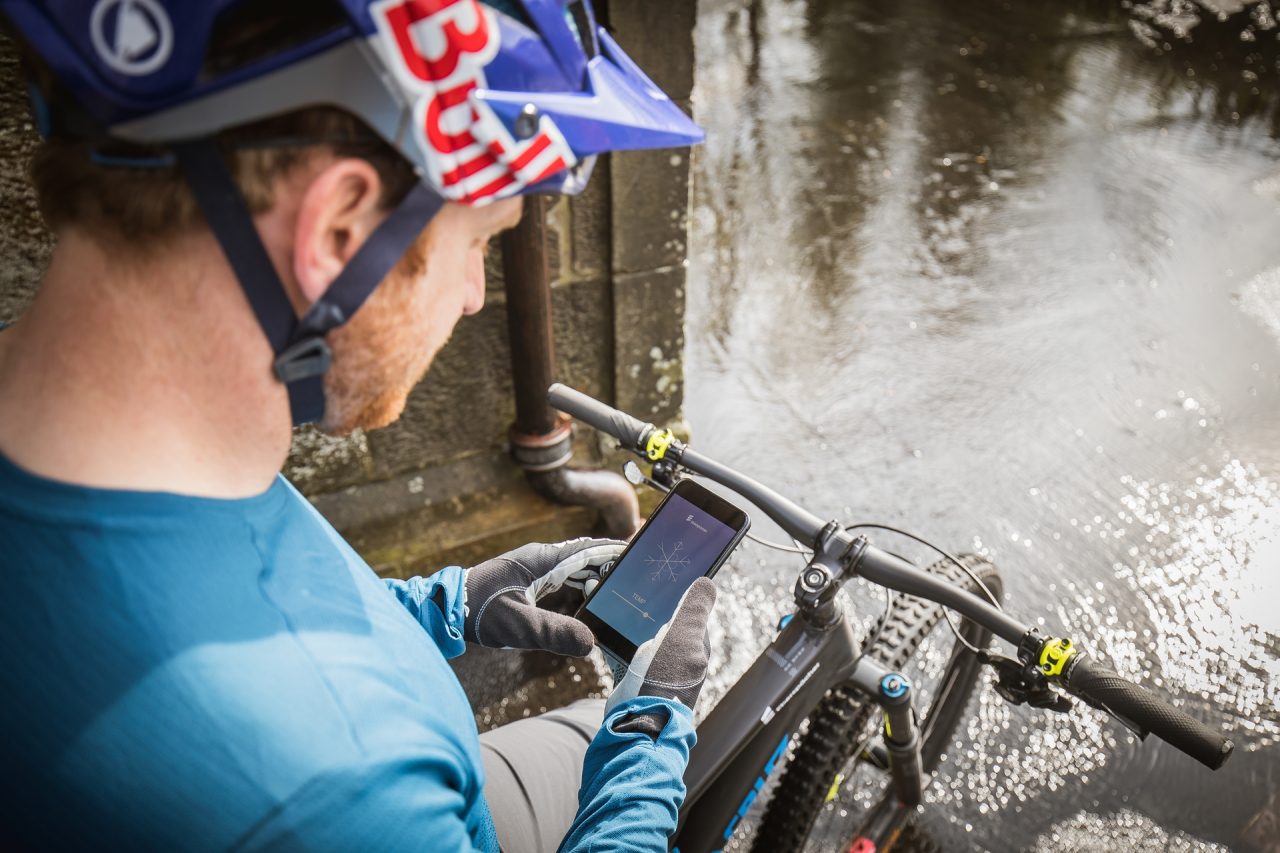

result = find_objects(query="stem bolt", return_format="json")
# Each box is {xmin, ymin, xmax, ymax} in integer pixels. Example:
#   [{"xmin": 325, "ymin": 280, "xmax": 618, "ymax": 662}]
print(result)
[{"xmin": 800, "ymin": 566, "xmax": 828, "ymax": 592}]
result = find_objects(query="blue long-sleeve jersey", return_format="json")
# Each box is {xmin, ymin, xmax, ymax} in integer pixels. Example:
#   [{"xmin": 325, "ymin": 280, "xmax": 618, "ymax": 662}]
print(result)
[{"xmin": 0, "ymin": 452, "xmax": 693, "ymax": 851}]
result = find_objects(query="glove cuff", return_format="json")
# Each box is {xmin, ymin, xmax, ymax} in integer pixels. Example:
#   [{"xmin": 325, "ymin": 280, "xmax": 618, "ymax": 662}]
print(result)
[
  {"xmin": 421, "ymin": 565, "xmax": 468, "ymax": 659},
  {"xmin": 612, "ymin": 709, "xmax": 670, "ymax": 741}
]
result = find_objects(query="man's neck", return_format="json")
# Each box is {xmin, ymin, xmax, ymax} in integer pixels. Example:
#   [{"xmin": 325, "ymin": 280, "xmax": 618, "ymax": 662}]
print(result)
[{"xmin": 0, "ymin": 229, "xmax": 294, "ymax": 498}]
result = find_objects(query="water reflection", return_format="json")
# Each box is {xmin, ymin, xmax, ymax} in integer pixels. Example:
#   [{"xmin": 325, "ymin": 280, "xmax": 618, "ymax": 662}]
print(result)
[
  {"xmin": 690, "ymin": 0, "xmax": 1280, "ymax": 849},
  {"xmin": 1124, "ymin": 0, "xmax": 1280, "ymax": 136}
]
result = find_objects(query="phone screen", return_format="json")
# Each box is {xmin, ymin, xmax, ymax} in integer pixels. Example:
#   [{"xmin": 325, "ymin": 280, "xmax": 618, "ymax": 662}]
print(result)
[{"xmin": 584, "ymin": 491, "xmax": 741, "ymax": 648}]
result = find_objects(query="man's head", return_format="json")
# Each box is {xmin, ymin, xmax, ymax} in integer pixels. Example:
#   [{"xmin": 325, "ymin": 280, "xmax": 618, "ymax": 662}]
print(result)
[
  {"xmin": 233, "ymin": 131, "xmax": 525, "ymax": 436},
  {"xmin": 30, "ymin": 107, "xmax": 521, "ymax": 436},
  {"xmin": 6, "ymin": 0, "xmax": 702, "ymax": 429},
  {"xmin": 307, "ymin": 177, "xmax": 524, "ymax": 435}
]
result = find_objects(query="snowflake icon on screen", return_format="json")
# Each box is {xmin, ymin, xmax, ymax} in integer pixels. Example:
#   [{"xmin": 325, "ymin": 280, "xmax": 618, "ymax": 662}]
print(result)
[{"xmin": 647, "ymin": 540, "xmax": 691, "ymax": 582}]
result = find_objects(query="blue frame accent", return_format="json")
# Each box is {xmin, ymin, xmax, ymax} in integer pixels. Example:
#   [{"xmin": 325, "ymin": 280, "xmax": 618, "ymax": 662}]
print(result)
[{"xmin": 718, "ymin": 733, "xmax": 791, "ymax": 847}]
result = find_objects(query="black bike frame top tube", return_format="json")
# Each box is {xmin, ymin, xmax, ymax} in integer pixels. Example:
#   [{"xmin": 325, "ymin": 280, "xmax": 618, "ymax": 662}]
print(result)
[
  {"xmin": 676, "ymin": 614, "xmax": 865, "ymax": 850},
  {"xmin": 677, "ymin": 447, "xmax": 826, "ymax": 544}
]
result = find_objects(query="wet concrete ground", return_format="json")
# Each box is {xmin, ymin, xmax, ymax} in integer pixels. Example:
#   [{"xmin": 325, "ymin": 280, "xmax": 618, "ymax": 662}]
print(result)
[{"xmin": 686, "ymin": 0, "xmax": 1280, "ymax": 849}]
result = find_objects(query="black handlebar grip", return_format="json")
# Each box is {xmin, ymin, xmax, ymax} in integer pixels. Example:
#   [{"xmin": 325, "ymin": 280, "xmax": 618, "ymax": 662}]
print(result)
[
  {"xmin": 547, "ymin": 383, "xmax": 653, "ymax": 452},
  {"xmin": 1064, "ymin": 655, "xmax": 1234, "ymax": 770}
]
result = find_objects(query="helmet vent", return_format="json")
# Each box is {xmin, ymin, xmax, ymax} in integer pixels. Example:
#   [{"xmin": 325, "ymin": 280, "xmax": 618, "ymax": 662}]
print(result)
[
  {"xmin": 202, "ymin": 0, "xmax": 349, "ymax": 83},
  {"xmin": 566, "ymin": 2, "xmax": 598, "ymax": 57}
]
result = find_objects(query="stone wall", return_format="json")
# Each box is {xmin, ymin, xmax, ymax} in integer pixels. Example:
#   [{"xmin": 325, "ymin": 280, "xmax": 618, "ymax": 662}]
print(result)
[
  {"xmin": 0, "ymin": 2, "xmax": 698, "ymax": 583},
  {"xmin": 0, "ymin": 39, "xmax": 52, "ymax": 322},
  {"xmin": 609, "ymin": 0, "xmax": 697, "ymax": 426}
]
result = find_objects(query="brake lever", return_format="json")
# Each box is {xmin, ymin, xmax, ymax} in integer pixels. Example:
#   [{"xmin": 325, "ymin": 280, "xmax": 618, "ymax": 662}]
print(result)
[
  {"xmin": 622, "ymin": 460, "xmax": 673, "ymax": 492},
  {"xmin": 979, "ymin": 650, "xmax": 1074, "ymax": 713}
]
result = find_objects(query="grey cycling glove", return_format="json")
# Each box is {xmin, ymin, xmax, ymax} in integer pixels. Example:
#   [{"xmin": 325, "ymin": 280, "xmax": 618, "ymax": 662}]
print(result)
[
  {"xmin": 606, "ymin": 577, "xmax": 717, "ymax": 735},
  {"xmin": 462, "ymin": 538, "xmax": 626, "ymax": 656}
]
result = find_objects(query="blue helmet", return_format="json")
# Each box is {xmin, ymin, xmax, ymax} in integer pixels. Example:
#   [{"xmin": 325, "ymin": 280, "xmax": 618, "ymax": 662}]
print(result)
[{"xmin": 3, "ymin": 0, "xmax": 703, "ymax": 423}]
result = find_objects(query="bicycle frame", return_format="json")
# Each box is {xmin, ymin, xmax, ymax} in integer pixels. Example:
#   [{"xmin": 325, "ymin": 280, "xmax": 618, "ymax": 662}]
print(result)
[
  {"xmin": 665, "ymin": 504, "xmax": 1023, "ymax": 852},
  {"xmin": 656, "ymin": 451, "xmax": 1018, "ymax": 851},
  {"xmin": 673, "ymin": 601, "xmax": 907, "ymax": 851}
]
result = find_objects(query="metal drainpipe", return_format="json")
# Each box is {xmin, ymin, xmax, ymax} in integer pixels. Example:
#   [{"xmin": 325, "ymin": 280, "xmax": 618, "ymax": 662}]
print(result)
[{"xmin": 500, "ymin": 196, "xmax": 641, "ymax": 540}]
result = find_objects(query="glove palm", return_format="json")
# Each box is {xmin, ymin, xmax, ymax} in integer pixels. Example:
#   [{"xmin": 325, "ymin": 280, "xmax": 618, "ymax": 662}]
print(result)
[{"xmin": 606, "ymin": 577, "xmax": 717, "ymax": 714}]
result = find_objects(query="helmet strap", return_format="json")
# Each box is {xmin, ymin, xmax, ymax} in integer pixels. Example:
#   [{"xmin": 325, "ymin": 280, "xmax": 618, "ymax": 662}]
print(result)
[{"xmin": 173, "ymin": 138, "xmax": 443, "ymax": 426}]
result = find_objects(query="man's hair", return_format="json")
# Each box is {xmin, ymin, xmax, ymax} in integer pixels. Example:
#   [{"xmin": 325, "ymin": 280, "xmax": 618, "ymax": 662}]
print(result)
[{"xmin": 31, "ymin": 109, "xmax": 419, "ymax": 253}]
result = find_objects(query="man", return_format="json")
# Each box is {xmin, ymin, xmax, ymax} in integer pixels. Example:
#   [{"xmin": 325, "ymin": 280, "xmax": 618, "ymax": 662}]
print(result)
[{"xmin": 0, "ymin": 1, "xmax": 715, "ymax": 850}]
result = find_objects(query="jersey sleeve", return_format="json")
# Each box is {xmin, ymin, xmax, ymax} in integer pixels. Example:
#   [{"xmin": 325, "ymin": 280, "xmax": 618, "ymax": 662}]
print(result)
[
  {"xmin": 231, "ymin": 753, "xmax": 498, "ymax": 852},
  {"xmin": 382, "ymin": 566, "xmax": 468, "ymax": 660},
  {"xmin": 557, "ymin": 697, "xmax": 696, "ymax": 853}
]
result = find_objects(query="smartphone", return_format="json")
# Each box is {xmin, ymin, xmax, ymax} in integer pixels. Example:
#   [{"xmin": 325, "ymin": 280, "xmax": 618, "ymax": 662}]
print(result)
[{"xmin": 576, "ymin": 478, "xmax": 750, "ymax": 663}]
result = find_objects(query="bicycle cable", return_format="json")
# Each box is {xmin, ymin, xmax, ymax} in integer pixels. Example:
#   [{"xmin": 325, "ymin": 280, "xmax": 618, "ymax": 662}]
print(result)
[
  {"xmin": 743, "ymin": 531, "xmax": 812, "ymax": 555},
  {"xmin": 843, "ymin": 523, "xmax": 1004, "ymax": 612},
  {"xmin": 852, "ymin": 583, "xmax": 895, "ymax": 671},
  {"xmin": 844, "ymin": 523, "xmax": 1004, "ymax": 655}
]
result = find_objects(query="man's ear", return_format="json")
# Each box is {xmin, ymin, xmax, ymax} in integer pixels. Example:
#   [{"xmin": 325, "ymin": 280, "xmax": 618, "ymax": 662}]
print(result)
[{"xmin": 292, "ymin": 158, "xmax": 385, "ymax": 306}]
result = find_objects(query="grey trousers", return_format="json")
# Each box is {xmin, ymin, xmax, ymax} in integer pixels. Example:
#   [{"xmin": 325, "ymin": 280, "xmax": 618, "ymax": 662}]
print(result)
[{"xmin": 478, "ymin": 698, "xmax": 605, "ymax": 853}]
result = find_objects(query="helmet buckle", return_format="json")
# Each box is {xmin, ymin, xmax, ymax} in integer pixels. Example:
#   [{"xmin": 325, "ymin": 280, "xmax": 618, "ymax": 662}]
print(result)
[{"xmin": 273, "ymin": 336, "xmax": 332, "ymax": 384}]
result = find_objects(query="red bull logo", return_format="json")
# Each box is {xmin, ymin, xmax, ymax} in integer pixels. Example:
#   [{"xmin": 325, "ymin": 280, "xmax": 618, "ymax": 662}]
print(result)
[{"xmin": 371, "ymin": 0, "xmax": 576, "ymax": 202}]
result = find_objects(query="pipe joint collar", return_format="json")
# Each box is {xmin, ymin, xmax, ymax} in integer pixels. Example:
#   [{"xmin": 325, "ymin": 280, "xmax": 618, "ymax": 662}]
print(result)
[{"xmin": 510, "ymin": 418, "xmax": 574, "ymax": 472}]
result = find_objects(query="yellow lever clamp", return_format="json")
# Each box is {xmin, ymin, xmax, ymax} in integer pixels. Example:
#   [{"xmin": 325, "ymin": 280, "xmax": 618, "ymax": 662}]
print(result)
[
  {"xmin": 824, "ymin": 773, "xmax": 844, "ymax": 804},
  {"xmin": 1039, "ymin": 637, "xmax": 1075, "ymax": 678},
  {"xmin": 645, "ymin": 429, "xmax": 675, "ymax": 462}
]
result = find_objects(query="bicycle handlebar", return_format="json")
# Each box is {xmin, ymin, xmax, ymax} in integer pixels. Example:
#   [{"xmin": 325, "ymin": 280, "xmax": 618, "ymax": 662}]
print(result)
[
  {"xmin": 548, "ymin": 384, "xmax": 652, "ymax": 453},
  {"xmin": 858, "ymin": 537, "xmax": 1236, "ymax": 770},
  {"xmin": 1063, "ymin": 655, "xmax": 1234, "ymax": 769},
  {"xmin": 856, "ymin": 544, "xmax": 1027, "ymax": 644},
  {"xmin": 549, "ymin": 383, "xmax": 827, "ymax": 542},
  {"xmin": 548, "ymin": 384, "xmax": 1235, "ymax": 769}
]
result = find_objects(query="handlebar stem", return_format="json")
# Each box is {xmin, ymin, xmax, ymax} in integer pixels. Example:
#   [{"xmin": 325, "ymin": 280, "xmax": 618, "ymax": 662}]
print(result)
[{"xmin": 793, "ymin": 524, "xmax": 861, "ymax": 628}]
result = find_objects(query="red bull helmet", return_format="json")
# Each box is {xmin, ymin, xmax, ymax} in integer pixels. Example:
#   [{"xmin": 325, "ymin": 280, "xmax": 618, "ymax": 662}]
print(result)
[{"xmin": 3, "ymin": 0, "xmax": 703, "ymax": 423}]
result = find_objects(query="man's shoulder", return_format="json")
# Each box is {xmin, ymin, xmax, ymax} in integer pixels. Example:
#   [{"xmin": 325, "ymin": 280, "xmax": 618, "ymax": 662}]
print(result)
[
  {"xmin": 13, "ymin": 631, "xmax": 482, "ymax": 852},
  {"xmin": 0, "ymin": 466, "xmax": 484, "ymax": 850},
  {"xmin": 0, "ymin": 455, "xmax": 477, "ymax": 768}
]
